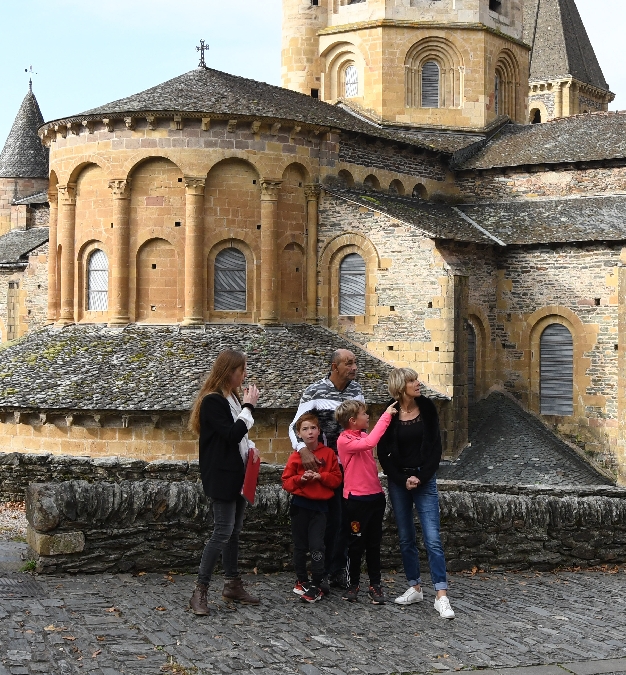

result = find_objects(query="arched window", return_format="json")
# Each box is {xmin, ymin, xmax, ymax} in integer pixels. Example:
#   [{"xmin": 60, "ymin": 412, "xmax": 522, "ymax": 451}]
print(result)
[
  {"xmin": 344, "ymin": 64, "xmax": 358, "ymax": 98},
  {"xmin": 540, "ymin": 324, "xmax": 574, "ymax": 416},
  {"xmin": 531, "ymin": 108, "xmax": 542, "ymax": 124},
  {"xmin": 339, "ymin": 253, "xmax": 366, "ymax": 316},
  {"xmin": 467, "ymin": 323, "xmax": 476, "ymax": 404},
  {"xmin": 421, "ymin": 61, "xmax": 440, "ymax": 108},
  {"xmin": 87, "ymin": 249, "xmax": 108, "ymax": 311},
  {"xmin": 214, "ymin": 248, "xmax": 246, "ymax": 311}
]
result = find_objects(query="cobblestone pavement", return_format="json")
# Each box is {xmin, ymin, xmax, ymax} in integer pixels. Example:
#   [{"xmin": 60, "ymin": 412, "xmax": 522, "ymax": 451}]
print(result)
[
  {"xmin": 1, "ymin": 561, "xmax": 625, "ymax": 675},
  {"xmin": 438, "ymin": 394, "xmax": 611, "ymax": 486}
]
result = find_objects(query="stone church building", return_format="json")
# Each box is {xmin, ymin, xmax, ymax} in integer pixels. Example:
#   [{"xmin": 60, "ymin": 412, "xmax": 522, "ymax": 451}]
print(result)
[{"xmin": 0, "ymin": 0, "xmax": 624, "ymax": 483}]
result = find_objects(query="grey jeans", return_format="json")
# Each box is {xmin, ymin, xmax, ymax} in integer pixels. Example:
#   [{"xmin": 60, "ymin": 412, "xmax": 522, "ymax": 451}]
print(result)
[{"xmin": 197, "ymin": 496, "xmax": 247, "ymax": 587}]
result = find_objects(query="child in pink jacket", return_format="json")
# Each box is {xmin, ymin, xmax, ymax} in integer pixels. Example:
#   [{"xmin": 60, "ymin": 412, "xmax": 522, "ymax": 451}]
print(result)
[{"xmin": 335, "ymin": 399, "xmax": 398, "ymax": 604}]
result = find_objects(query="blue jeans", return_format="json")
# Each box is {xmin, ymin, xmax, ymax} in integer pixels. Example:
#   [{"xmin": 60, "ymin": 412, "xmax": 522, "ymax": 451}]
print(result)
[{"xmin": 387, "ymin": 476, "xmax": 448, "ymax": 591}]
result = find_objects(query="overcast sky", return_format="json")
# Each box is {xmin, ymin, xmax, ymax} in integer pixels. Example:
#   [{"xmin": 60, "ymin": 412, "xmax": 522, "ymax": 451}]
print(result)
[{"xmin": 0, "ymin": 0, "xmax": 622, "ymax": 144}]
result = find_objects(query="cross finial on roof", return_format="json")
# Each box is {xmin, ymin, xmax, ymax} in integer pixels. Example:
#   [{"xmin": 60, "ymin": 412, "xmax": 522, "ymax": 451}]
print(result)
[
  {"xmin": 196, "ymin": 40, "xmax": 209, "ymax": 69},
  {"xmin": 29, "ymin": 79, "xmax": 32, "ymax": 93}
]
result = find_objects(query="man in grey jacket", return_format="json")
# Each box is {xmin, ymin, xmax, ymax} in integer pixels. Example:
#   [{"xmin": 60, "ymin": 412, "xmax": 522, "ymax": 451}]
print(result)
[{"xmin": 289, "ymin": 349, "xmax": 365, "ymax": 589}]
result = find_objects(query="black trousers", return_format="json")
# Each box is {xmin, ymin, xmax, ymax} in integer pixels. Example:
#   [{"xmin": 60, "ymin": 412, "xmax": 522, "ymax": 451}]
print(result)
[
  {"xmin": 344, "ymin": 494, "xmax": 386, "ymax": 588},
  {"xmin": 290, "ymin": 504, "xmax": 327, "ymax": 586},
  {"xmin": 325, "ymin": 483, "xmax": 348, "ymax": 577}
]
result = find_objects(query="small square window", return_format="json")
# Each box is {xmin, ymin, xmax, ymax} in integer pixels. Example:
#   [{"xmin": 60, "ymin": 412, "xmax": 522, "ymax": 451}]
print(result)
[
  {"xmin": 595, "ymin": 298, "xmax": 601, "ymax": 306},
  {"xmin": 175, "ymin": 221, "xmax": 181, "ymax": 227},
  {"xmin": 310, "ymin": 89, "xmax": 319, "ymax": 99},
  {"xmin": 311, "ymin": 0, "xmax": 319, "ymax": 5},
  {"xmin": 390, "ymin": 305, "xmax": 395, "ymax": 311},
  {"xmin": 151, "ymin": 305, "xmax": 157, "ymax": 311},
  {"xmin": 152, "ymin": 264, "xmax": 157, "ymax": 269},
  {"xmin": 435, "ymin": 346, "xmax": 439, "ymax": 352},
  {"xmin": 178, "ymin": 177, "xmax": 183, "ymax": 182},
  {"xmin": 295, "ymin": 267, "xmax": 299, "ymax": 272},
  {"xmin": 428, "ymin": 301, "xmax": 433, "ymax": 308},
  {"xmin": 257, "ymin": 224, "xmax": 261, "ymax": 230}
]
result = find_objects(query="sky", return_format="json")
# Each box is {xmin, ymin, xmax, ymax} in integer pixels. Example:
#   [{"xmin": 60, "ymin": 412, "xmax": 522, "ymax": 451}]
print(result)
[{"xmin": 0, "ymin": 0, "xmax": 623, "ymax": 144}]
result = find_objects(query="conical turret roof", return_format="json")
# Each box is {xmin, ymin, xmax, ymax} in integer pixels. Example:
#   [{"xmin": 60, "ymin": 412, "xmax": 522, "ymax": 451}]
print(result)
[
  {"xmin": 0, "ymin": 84, "xmax": 49, "ymax": 178},
  {"xmin": 523, "ymin": 0, "xmax": 609, "ymax": 91}
]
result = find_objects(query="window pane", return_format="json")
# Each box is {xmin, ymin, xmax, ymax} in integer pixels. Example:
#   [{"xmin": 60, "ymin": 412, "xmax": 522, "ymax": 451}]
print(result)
[
  {"xmin": 540, "ymin": 324, "xmax": 574, "ymax": 416},
  {"xmin": 339, "ymin": 253, "xmax": 365, "ymax": 316},
  {"xmin": 88, "ymin": 249, "xmax": 108, "ymax": 311},
  {"xmin": 214, "ymin": 248, "xmax": 247, "ymax": 311},
  {"xmin": 345, "ymin": 65, "xmax": 358, "ymax": 98},
  {"xmin": 421, "ymin": 61, "xmax": 440, "ymax": 108}
]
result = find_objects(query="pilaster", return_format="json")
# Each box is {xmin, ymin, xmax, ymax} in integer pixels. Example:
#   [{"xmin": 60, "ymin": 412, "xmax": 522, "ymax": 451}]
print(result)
[
  {"xmin": 55, "ymin": 184, "xmax": 76, "ymax": 327},
  {"xmin": 46, "ymin": 190, "xmax": 58, "ymax": 325},
  {"xmin": 182, "ymin": 177, "xmax": 206, "ymax": 326},
  {"xmin": 304, "ymin": 184, "xmax": 321, "ymax": 325},
  {"xmin": 108, "ymin": 179, "xmax": 132, "ymax": 326},
  {"xmin": 260, "ymin": 179, "xmax": 283, "ymax": 326},
  {"xmin": 618, "ymin": 259, "xmax": 626, "ymax": 485}
]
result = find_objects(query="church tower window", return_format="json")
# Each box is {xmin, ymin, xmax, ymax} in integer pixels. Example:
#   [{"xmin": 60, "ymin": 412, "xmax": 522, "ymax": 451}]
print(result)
[
  {"xmin": 494, "ymin": 75, "xmax": 500, "ymax": 114},
  {"xmin": 540, "ymin": 323, "xmax": 574, "ymax": 416},
  {"xmin": 87, "ymin": 249, "xmax": 109, "ymax": 311},
  {"xmin": 339, "ymin": 253, "xmax": 366, "ymax": 316},
  {"xmin": 214, "ymin": 248, "xmax": 247, "ymax": 311},
  {"xmin": 344, "ymin": 64, "xmax": 358, "ymax": 98},
  {"xmin": 421, "ymin": 61, "xmax": 440, "ymax": 108}
]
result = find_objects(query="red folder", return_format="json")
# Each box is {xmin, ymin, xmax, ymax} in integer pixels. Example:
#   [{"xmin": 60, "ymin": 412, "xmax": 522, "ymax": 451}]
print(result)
[{"xmin": 241, "ymin": 451, "xmax": 261, "ymax": 505}]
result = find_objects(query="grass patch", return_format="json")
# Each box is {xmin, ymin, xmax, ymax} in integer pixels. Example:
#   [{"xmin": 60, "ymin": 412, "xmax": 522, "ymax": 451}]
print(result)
[{"xmin": 20, "ymin": 559, "xmax": 37, "ymax": 573}]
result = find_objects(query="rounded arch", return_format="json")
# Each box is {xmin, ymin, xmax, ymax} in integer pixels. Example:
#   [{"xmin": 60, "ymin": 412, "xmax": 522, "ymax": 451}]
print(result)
[
  {"xmin": 281, "ymin": 161, "xmax": 310, "ymax": 184},
  {"xmin": 529, "ymin": 101, "xmax": 548, "ymax": 124},
  {"xmin": 405, "ymin": 36, "xmax": 464, "ymax": 109},
  {"xmin": 48, "ymin": 170, "xmax": 59, "ymax": 191},
  {"xmin": 280, "ymin": 240, "xmax": 306, "ymax": 322},
  {"xmin": 65, "ymin": 158, "xmax": 110, "ymax": 186},
  {"xmin": 494, "ymin": 49, "xmax": 521, "ymax": 120},
  {"xmin": 363, "ymin": 174, "xmax": 380, "ymax": 191},
  {"xmin": 389, "ymin": 179, "xmax": 406, "ymax": 195},
  {"xmin": 319, "ymin": 232, "xmax": 381, "ymax": 271},
  {"xmin": 321, "ymin": 40, "xmax": 367, "ymax": 101},
  {"xmin": 412, "ymin": 183, "xmax": 428, "ymax": 199},
  {"xmin": 207, "ymin": 238, "xmax": 257, "ymax": 321},
  {"xmin": 135, "ymin": 237, "xmax": 180, "ymax": 323},
  {"xmin": 337, "ymin": 169, "xmax": 355, "ymax": 188},
  {"xmin": 467, "ymin": 306, "xmax": 491, "ymax": 402},
  {"xmin": 126, "ymin": 154, "xmax": 186, "ymax": 181},
  {"xmin": 76, "ymin": 239, "xmax": 109, "ymax": 322}
]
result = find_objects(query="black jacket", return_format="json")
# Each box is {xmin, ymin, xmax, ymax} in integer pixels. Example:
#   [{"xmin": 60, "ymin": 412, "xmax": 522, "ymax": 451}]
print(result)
[
  {"xmin": 198, "ymin": 393, "xmax": 251, "ymax": 501},
  {"xmin": 377, "ymin": 395, "xmax": 442, "ymax": 488}
]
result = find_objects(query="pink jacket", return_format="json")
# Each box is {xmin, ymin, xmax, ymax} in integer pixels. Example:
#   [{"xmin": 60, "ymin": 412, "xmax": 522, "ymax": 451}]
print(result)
[{"xmin": 337, "ymin": 412, "xmax": 393, "ymax": 499}]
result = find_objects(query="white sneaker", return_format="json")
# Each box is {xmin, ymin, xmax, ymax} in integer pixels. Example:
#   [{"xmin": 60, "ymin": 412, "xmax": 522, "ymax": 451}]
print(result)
[
  {"xmin": 394, "ymin": 586, "xmax": 424, "ymax": 605},
  {"xmin": 433, "ymin": 595, "xmax": 455, "ymax": 619}
]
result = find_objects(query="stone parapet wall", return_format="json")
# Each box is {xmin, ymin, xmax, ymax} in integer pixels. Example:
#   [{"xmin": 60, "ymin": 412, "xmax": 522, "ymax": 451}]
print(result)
[{"xmin": 24, "ymin": 468, "xmax": 626, "ymax": 575}]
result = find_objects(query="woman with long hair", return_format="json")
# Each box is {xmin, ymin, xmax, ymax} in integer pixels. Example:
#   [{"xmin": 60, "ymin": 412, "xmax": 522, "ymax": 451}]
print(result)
[
  {"xmin": 188, "ymin": 349, "xmax": 261, "ymax": 615},
  {"xmin": 377, "ymin": 367, "xmax": 455, "ymax": 620}
]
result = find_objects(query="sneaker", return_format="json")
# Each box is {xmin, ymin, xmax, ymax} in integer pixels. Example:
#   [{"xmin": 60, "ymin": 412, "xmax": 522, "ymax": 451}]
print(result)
[
  {"xmin": 301, "ymin": 585, "xmax": 322, "ymax": 603},
  {"xmin": 394, "ymin": 586, "xmax": 424, "ymax": 605},
  {"xmin": 319, "ymin": 577, "xmax": 330, "ymax": 597},
  {"xmin": 433, "ymin": 595, "xmax": 455, "ymax": 619},
  {"xmin": 329, "ymin": 570, "xmax": 349, "ymax": 589},
  {"xmin": 368, "ymin": 584, "xmax": 385, "ymax": 605},
  {"xmin": 341, "ymin": 585, "xmax": 360, "ymax": 602},
  {"xmin": 293, "ymin": 580, "xmax": 308, "ymax": 596}
]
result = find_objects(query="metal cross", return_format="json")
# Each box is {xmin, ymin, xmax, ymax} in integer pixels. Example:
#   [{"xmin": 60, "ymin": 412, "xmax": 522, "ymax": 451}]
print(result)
[{"xmin": 196, "ymin": 40, "xmax": 209, "ymax": 69}]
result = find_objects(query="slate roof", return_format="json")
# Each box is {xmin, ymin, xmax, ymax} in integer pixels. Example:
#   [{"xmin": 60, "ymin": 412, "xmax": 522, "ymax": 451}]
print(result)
[
  {"xmin": 40, "ymin": 68, "xmax": 453, "ymax": 154},
  {"xmin": 459, "ymin": 195, "xmax": 626, "ymax": 245},
  {"xmin": 523, "ymin": 0, "xmax": 609, "ymax": 91},
  {"xmin": 455, "ymin": 112, "xmax": 626, "ymax": 170},
  {"xmin": 0, "ymin": 86, "xmax": 49, "ymax": 179},
  {"xmin": 0, "ymin": 324, "xmax": 446, "ymax": 412},
  {"xmin": 325, "ymin": 187, "xmax": 495, "ymax": 245},
  {"xmin": 13, "ymin": 191, "xmax": 48, "ymax": 206},
  {"xmin": 0, "ymin": 228, "xmax": 49, "ymax": 265}
]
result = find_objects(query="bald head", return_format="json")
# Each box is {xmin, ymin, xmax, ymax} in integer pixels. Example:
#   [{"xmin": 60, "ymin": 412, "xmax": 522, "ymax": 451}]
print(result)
[{"xmin": 329, "ymin": 349, "xmax": 358, "ymax": 390}]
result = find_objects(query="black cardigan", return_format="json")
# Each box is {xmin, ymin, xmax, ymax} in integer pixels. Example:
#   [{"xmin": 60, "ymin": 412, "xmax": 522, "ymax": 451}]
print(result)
[
  {"xmin": 198, "ymin": 393, "xmax": 251, "ymax": 501},
  {"xmin": 377, "ymin": 395, "xmax": 442, "ymax": 488}
]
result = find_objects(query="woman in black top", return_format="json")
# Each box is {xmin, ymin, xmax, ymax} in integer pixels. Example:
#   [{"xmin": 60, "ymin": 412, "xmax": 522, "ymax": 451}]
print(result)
[
  {"xmin": 378, "ymin": 367, "xmax": 455, "ymax": 619},
  {"xmin": 188, "ymin": 349, "xmax": 260, "ymax": 615}
]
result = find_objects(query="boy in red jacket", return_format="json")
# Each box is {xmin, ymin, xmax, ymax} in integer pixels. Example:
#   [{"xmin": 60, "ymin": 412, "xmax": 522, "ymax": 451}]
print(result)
[{"xmin": 282, "ymin": 412, "xmax": 342, "ymax": 603}]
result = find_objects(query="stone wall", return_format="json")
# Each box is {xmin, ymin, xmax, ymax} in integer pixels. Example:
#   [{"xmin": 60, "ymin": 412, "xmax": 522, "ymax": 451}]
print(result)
[
  {"xmin": 0, "ymin": 177, "xmax": 48, "ymax": 236},
  {"xmin": 24, "ymin": 469, "xmax": 626, "ymax": 575}
]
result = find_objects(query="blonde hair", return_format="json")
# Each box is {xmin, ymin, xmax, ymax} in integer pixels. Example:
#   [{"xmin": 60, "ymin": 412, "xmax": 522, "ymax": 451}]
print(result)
[
  {"xmin": 335, "ymin": 399, "xmax": 366, "ymax": 429},
  {"xmin": 189, "ymin": 349, "xmax": 247, "ymax": 434},
  {"xmin": 388, "ymin": 367, "xmax": 419, "ymax": 400}
]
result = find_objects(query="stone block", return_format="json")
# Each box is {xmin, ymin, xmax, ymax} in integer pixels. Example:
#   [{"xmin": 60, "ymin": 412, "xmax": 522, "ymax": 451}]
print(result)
[{"xmin": 27, "ymin": 525, "xmax": 85, "ymax": 555}]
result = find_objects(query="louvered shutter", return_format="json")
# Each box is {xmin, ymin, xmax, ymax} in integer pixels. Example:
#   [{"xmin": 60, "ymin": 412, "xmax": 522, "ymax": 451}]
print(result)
[
  {"xmin": 214, "ymin": 248, "xmax": 247, "ymax": 311},
  {"xmin": 87, "ymin": 249, "xmax": 109, "ymax": 311},
  {"xmin": 421, "ymin": 61, "xmax": 440, "ymax": 108},
  {"xmin": 345, "ymin": 65, "xmax": 358, "ymax": 98},
  {"xmin": 339, "ymin": 254, "xmax": 366, "ymax": 316},
  {"xmin": 467, "ymin": 323, "xmax": 476, "ymax": 404},
  {"xmin": 540, "ymin": 324, "xmax": 574, "ymax": 416}
]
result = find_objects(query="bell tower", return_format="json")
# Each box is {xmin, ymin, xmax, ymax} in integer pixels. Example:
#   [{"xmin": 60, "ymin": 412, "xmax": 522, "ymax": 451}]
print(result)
[{"xmin": 282, "ymin": 0, "xmax": 530, "ymax": 131}]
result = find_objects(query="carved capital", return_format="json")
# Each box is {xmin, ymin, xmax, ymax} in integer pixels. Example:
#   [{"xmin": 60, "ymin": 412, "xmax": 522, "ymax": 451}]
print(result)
[
  {"xmin": 304, "ymin": 183, "xmax": 322, "ymax": 201},
  {"xmin": 82, "ymin": 120, "xmax": 95, "ymax": 134},
  {"xmin": 271, "ymin": 122, "xmax": 282, "ymax": 136},
  {"xmin": 54, "ymin": 124, "xmax": 67, "ymax": 139},
  {"xmin": 47, "ymin": 189, "xmax": 58, "ymax": 206},
  {"xmin": 184, "ymin": 176, "xmax": 206, "ymax": 195},
  {"xmin": 108, "ymin": 179, "xmax": 131, "ymax": 199},
  {"xmin": 171, "ymin": 115, "xmax": 183, "ymax": 131},
  {"xmin": 146, "ymin": 115, "xmax": 157, "ymax": 131},
  {"xmin": 260, "ymin": 179, "xmax": 283, "ymax": 201},
  {"xmin": 102, "ymin": 118, "xmax": 114, "ymax": 133},
  {"xmin": 201, "ymin": 117, "xmax": 211, "ymax": 131},
  {"xmin": 251, "ymin": 120, "xmax": 262, "ymax": 135},
  {"xmin": 227, "ymin": 119, "xmax": 238, "ymax": 133},
  {"xmin": 57, "ymin": 184, "xmax": 76, "ymax": 206},
  {"xmin": 124, "ymin": 117, "xmax": 135, "ymax": 130}
]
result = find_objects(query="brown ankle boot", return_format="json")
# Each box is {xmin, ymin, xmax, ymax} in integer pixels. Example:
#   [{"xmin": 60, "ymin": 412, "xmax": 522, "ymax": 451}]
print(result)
[
  {"xmin": 222, "ymin": 577, "xmax": 260, "ymax": 605},
  {"xmin": 189, "ymin": 583, "xmax": 210, "ymax": 615}
]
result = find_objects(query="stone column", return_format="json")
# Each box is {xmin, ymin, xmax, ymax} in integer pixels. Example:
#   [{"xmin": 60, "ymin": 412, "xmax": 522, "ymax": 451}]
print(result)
[
  {"xmin": 46, "ymin": 189, "xmax": 58, "ymax": 324},
  {"xmin": 108, "ymin": 179, "xmax": 132, "ymax": 326},
  {"xmin": 562, "ymin": 81, "xmax": 572, "ymax": 117},
  {"xmin": 553, "ymin": 81, "xmax": 563, "ymax": 119},
  {"xmin": 56, "ymin": 183, "xmax": 76, "ymax": 326},
  {"xmin": 182, "ymin": 177, "xmax": 206, "ymax": 326},
  {"xmin": 260, "ymin": 179, "xmax": 283, "ymax": 326},
  {"xmin": 304, "ymin": 184, "xmax": 321, "ymax": 324},
  {"xmin": 618, "ymin": 257, "xmax": 626, "ymax": 485}
]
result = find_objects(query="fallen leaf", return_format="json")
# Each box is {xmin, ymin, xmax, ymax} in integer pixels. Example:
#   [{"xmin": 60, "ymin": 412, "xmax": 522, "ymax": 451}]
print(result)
[
  {"xmin": 137, "ymin": 571, "xmax": 147, "ymax": 576},
  {"xmin": 92, "ymin": 649, "xmax": 101, "ymax": 658},
  {"xmin": 155, "ymin": 606, "xmax": 167, "ymax": 612},
  {"xmin": 44, "ymin": 624, "xmax": 56, "ymax": 631},
  {"xmin": 137, "ymin": 655, "xmax": 147, "ymax": 659},
  {"xmin": 96, "ymin": 636, "xmax": 106, "ymax": 642},
  {"xmin": 63, "ymin": 636, "xmax": 76, "ymax": 641},
  {"xmin": 105, "ymin": 607, "xmax": 119, "ymax": 613}
]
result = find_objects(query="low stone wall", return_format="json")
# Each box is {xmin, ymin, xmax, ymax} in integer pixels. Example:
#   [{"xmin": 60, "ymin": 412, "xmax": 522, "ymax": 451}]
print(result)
[{"xmin": 25, "ymin": 466, "xmax": 626, "ymax": 575}]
